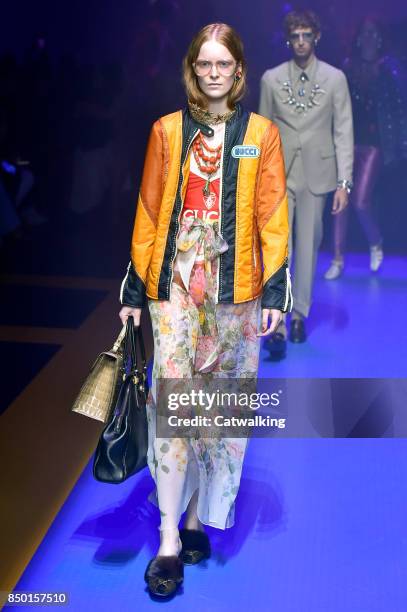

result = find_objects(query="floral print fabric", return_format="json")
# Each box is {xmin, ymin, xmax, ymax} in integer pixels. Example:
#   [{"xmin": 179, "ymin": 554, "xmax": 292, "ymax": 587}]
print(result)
[
  {"xmin": 175, "ymin": 216, "xmax": 228, "ymax": 373},
  {"xmin": 146, "ymin": 218, "xmax": 262, "ymax": 529}
]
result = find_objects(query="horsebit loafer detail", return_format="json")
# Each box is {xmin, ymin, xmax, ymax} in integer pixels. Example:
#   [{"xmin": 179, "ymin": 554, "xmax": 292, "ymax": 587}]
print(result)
[
  {"xmin": 144, "ymin": 554, "xmax": 184, "ymax": 597},
  {"xmin": 179, "ymin": 528, "xmax": 211, "ymax": 565}
]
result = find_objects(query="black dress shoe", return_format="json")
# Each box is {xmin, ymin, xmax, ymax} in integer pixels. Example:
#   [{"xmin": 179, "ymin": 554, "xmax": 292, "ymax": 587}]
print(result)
[
  {"xmin": 144, "ymin": 554, "xmax": 184, "ymax": 597},
  {"xmin": 265, "ymin": 331, "xmax": 287, "ymax": 359},
  {"xmin": 289, "ymin": 319, "xmax": 307, "ymax": 343},
  {"xmin": 179, "ymin": 528, "xmax": 211, "ymax": 565}
]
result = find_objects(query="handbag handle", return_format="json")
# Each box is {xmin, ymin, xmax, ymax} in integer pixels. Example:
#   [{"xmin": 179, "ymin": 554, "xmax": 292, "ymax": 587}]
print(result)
[
  {"xmin": 135, "ymin": 325, "xmax": 146, "ymax": 364},
  {"xmin": 112, "ymin": 324, "xmax": 127, "ymax": 353},
  {"xmin": 122, "ymin": 316, "xmax": 147, "ymax": 374},
  {"xmin": 135, "ymin": 324, "xmax": 148, "ymax": 390},
  {"xmin": 123, "ymin": 316, "xmax": 136, "ymax": 374}
]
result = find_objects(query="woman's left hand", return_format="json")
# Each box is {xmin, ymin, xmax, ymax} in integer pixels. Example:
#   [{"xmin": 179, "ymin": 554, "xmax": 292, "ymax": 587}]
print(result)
[{"xmin": 257, "ymin": 309, "xmax": 283, "ymax": 337}]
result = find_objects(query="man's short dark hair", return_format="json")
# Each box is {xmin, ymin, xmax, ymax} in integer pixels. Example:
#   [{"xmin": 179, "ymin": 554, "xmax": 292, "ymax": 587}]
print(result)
[{"xmin": 284, "ymin": 10, "xmax": 321, "ymax": 37}]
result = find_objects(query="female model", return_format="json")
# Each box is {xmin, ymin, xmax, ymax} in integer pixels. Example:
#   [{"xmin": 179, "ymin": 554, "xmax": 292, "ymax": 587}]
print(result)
[
  {"xmin": 325, "ymin": 16, "xmax": 407, "ymax": 279},
  {"xmin": 119, "ymin": 22, "xmax": 292, "ymax": 598}
]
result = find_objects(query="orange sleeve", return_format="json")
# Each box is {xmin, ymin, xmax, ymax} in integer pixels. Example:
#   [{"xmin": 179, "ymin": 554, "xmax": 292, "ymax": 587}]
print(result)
[
  {"xmin": 120, "ymin": 119, "xmax": 165, "ymax": 307},
  {"xmin": 256, "ymin": 122, "xmax": 293, "ymax": 311}
]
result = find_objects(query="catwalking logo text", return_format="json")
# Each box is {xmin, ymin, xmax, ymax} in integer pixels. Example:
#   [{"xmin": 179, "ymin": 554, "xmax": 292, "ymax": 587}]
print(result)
[{"xmin": 167, "ymin": 414, "xmax": 286, "ymax": 429}]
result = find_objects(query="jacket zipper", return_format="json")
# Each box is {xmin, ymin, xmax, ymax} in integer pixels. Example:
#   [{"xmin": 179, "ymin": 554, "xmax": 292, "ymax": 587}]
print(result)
[
  {"xmin": 167, "ymin": 127, "xmax": 200, "ymax": 299},
  {"xmin": 217, "ymin": 121, "xmax": 228, "ymax": 304}
]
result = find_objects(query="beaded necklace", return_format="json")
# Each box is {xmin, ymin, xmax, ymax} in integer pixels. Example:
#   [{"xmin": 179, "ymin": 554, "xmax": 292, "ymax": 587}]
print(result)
[{"xmin": 192, "ymin": 131, "xmax": 223, "ymax": 197}]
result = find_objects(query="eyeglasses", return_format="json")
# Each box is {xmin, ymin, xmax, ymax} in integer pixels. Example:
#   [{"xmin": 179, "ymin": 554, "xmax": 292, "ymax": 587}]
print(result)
[
  {"xmin": 193, "ymin": 60, "xmax": 237, "ymax": 77},
  {"xmin": 289, "ymin": 31, "xmax": 315, "ymax": 43}
]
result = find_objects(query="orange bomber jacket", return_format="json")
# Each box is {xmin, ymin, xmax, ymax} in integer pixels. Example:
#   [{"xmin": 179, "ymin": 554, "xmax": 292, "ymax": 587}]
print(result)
[{"xmin": 120, "ymin": 102, "xmax": 293, "ymax": 311}]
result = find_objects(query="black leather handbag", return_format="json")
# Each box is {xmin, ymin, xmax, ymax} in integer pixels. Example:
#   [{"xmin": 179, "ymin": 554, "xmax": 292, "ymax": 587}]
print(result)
[{"xmin": 93, "ymin": 316, "xmax": 149, "ymax": 483}]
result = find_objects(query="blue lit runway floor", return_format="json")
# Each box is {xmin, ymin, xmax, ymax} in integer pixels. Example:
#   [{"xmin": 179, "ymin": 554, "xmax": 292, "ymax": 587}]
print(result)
[
  {"xmin": 12, "ymin": 252, "xmax": 407, "ymax": 611},
  {"xmin": 259, "ymin": 252, "xmax": 407, "ymax": 378}
]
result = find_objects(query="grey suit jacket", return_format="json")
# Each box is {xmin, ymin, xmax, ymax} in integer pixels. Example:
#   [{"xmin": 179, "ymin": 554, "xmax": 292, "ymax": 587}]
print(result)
[{"xmin": 259, "ymin": 58, "xmax": 354, "ymax": 195}]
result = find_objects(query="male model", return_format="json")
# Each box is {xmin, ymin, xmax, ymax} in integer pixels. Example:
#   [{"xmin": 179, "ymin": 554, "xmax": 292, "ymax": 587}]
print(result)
[{"xmin": 259, "ymin": 10, "xmax": 353, "ymax": 351}]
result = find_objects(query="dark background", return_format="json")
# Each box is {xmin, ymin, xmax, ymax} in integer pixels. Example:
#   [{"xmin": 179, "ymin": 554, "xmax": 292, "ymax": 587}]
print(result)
[{"xmin": 1, "ymin": 0, "xmax": 406, "ymax": 281}]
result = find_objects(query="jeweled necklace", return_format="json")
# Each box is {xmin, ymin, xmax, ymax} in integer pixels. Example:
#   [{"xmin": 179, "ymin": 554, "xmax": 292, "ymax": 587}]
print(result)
[
  {"xmin": 188, "ymin": 100, "xmax": 236, "ymax": 125},
  {"xmin": 192, "ymin": 132, "xmax": 222, "ymax": 198},
  {"xmin": 281, "ymin": 62, "xmax": 326, "ymax": 114}
]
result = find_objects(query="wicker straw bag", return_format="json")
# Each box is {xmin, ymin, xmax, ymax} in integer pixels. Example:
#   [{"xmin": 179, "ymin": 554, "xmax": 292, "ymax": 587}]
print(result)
[{"xmin": 71, "ymin": 325, "xmax": 126, "ymax": 423}]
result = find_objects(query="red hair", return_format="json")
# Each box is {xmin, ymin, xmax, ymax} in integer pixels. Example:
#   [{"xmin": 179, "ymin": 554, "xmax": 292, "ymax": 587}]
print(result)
[{"xmin": 182, "ymin": 23, "xmax": 247, "ymax": 109}]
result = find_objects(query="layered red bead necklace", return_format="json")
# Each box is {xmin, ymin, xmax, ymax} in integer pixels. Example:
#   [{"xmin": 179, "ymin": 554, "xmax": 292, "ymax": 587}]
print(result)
[{"xmin": 192, "ymin": 131, "xmax": 222, "ymax": 197}]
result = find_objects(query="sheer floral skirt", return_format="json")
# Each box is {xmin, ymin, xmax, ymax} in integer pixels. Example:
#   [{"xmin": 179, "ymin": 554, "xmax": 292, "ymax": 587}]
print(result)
[{"xmin": 145, "ymin": 219, "xmax": 262, "ymax": 529}]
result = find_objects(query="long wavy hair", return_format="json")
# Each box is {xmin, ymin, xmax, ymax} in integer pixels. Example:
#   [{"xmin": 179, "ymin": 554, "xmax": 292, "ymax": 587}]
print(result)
[
  {"xmin": 350, "ymin": 15, "xmax": 387, "ymax": 60},
  {"xmin": 182, "ymin": 23, "xmax": 247, "ymax": 110}
]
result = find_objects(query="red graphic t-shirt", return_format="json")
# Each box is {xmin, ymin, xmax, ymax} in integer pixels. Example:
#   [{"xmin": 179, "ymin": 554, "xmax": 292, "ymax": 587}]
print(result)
[{"xmin": 182, "ymin": 173, "xmax": 220, "ymax": 223}]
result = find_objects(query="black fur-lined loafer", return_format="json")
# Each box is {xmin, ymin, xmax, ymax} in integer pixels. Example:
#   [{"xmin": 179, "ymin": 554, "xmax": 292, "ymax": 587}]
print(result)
[
  {"xmin": 144, "ymin": 554, "xmax": 184, "ymax": 597},
  {"xmin": 265, "ymin": 331, "xmax": 287, "ymax": 360},
  {"xmin": 179, "ymin": 528, "xmax": 211, "ymax": 565}
]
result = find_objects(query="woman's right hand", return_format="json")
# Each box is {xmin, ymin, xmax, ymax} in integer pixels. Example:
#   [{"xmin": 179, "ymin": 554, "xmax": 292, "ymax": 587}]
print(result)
[{"xmin": 119, "ymin": 306, "xmax": 142, "ymax": 327}]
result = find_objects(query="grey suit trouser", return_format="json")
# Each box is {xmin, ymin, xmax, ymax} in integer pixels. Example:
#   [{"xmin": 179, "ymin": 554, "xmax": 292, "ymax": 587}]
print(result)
[{"xmin": 286, "ymin": 150, "xmax": 327, "ymax": 318}]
